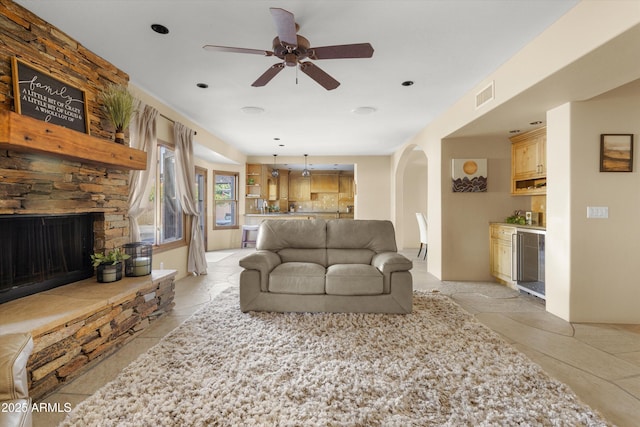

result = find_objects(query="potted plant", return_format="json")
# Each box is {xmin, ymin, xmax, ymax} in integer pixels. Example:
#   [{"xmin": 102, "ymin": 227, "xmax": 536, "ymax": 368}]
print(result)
[
  {"xmin": 98, "ymin": 83, "xmax": 136, "ymax": 144},
  {"xmin": 91, "ymin": 248, "xmax": 130, "ymax": 283}
]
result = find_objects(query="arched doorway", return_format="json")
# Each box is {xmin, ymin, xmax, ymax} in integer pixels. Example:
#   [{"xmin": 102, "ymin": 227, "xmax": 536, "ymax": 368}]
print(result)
[{"xmin": 394, "ymin": 145, "xmax": 428, "ymax": 251}]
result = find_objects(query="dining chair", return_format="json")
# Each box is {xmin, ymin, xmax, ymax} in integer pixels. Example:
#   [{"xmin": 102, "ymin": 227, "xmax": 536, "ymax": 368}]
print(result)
[{"xmin": 415, "ymin": 212, "xmax": 428, "ymax": 260}]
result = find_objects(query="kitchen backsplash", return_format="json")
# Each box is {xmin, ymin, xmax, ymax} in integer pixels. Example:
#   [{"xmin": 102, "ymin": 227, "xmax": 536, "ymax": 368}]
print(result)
[{"xmin": 531, "ymin": 195, "xmax": 546, "ymax": 227}]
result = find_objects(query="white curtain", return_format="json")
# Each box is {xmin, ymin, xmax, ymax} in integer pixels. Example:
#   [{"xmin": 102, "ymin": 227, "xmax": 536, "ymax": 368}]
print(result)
[
  {"xmin": 174, "ymin": 122, "xmax": 208, "ymax": 275},
  {"xmin": 128, "ymin": 103, "xmax": 158, "ymax": 241}
]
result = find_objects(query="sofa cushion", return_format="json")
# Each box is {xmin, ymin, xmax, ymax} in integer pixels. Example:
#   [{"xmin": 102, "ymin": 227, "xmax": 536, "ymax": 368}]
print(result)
[
  {"xmin": 326, "ymin": 219, "xmax": 397, "ymax": 253},
  {"xmin": 277, "ymin": 248, "xmax": 327, "ymax": 267},
  {"xmin": 257, "ymin": 219, "xmax": 326, "ymax": 251},
  {"xmin": 269, "ymin": 262, "xmax": 326, "ymax": 294},
  {"xmin": 326, "ymin": 264, "xmax": 383, "ymax": 295},
  {"xmin": 327, "ymin": 248, "xmax": 374, "ymax": 266}
]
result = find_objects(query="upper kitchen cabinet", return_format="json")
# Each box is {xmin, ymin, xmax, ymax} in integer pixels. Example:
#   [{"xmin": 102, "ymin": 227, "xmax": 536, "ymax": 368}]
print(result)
[
  {"xmin": 310, "ymin": 174, "xmax": 339, "ymax": 193},
  {"xmin": 289, "ymin": 174, "xmax": 311, "ymax": 201},
  {"xmin": 245, "ymin": 163, "xmax": 264, "ymax": 198},
  {"xmin": 339, "ymin": 175, "xmax": 355, "ymax": 200},
  {"xmin": 510, "ymin": 127, "xmax": 546, "ymax": 195},
  {"xmin": 278, "ymin": 170, "xmax": 289, "ymax": 200}
]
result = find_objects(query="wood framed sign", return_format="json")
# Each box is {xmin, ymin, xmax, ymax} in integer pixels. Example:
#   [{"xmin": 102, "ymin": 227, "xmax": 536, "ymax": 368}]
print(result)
[{"xmin": 11, "ymin": 57, "xmax": 90, "ymax": 134}]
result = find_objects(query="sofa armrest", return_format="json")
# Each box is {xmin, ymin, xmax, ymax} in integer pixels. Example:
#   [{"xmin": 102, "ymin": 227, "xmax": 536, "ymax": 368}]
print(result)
[
  {"xmin": 372, "ymin": 252, "xmax": 413, "ymax": 275},
  {"xmin": 0, "ymin": 333, "xmax": 33, "ymax": 402},
  {"xmin": 372, "ymin": 252, "xmax": 413, "ymax": 294},
  {"xmin": 239, "ymin": 251, "xmax": 282, "ymax": 292}
]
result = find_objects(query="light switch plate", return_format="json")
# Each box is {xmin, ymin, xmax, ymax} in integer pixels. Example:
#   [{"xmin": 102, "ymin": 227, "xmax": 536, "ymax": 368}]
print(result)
[{"xmin": 587, "ymin": 206, "xmax": 608, "ymax": 219}]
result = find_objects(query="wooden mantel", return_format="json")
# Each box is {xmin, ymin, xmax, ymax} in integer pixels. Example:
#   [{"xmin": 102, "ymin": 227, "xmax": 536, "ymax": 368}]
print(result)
[{"xmin": 0, "ymin": 110, "xmax": 146, "ymax": 170}]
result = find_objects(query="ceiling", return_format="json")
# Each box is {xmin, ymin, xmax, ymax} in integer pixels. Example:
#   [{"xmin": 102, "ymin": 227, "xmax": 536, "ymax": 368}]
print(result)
[{"xmin": 16, "ymin": 0, "xmax": 579, "ymax": 160}]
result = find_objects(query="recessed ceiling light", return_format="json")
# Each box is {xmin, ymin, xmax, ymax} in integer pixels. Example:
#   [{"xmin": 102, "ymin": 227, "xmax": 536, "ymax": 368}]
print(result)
[
  {"xmin": 151, "ymin": 24, "xmax": 169, "ymax": 35},
  {"xmin": 240, "ymin": 106, "xmax": 265, "ymax": 114},
  {"xmin": 402, "ymin": 81, "xmax": 414, "ymax": 86},
  {"xmin": 196, "ymin": 83, "xmax": 208, "ymax": 89},
  {"xmin": 351, "ymin": 106, "xmax": 377, "ymax": 115}
]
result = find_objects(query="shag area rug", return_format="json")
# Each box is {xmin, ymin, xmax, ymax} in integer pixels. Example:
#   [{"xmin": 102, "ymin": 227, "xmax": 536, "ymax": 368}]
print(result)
[{"xmin": 60, "ymin": 289, "xmax": 608, "ymax": 426}]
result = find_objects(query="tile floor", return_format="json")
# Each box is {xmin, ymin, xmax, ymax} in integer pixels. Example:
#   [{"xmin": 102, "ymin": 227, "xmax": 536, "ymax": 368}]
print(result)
[{"xmin": 34, "ymin": 249, "xmax": 640, "ymax": 427}]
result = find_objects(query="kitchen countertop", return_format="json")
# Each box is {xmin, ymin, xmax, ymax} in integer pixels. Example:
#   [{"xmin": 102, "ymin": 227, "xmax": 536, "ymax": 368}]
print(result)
[
  {"xmin": 490, "ymin": 222, "xmax": 546, "ymax": 232},
  {"xmin": 246, "ymin": 212, "xmax": 352, "ymax": 216}
]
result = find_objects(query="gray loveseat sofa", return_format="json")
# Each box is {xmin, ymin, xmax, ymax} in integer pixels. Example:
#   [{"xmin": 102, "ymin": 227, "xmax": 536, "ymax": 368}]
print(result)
[{"xmin": 239, "ymin": 219, "xmax": 413, "ymax": 313}]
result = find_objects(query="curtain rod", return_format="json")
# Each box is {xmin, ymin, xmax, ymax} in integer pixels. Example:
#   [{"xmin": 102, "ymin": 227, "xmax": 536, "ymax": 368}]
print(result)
[{"xmin": 159, "ymin": 113, "xmax": 197, "ymax": 135}]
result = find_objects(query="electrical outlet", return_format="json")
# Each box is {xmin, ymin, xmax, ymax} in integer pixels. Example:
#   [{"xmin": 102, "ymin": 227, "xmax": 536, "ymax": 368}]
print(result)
[{"xmin": 587, "ymin": 206, "xmax": 608, "ymax": 219}]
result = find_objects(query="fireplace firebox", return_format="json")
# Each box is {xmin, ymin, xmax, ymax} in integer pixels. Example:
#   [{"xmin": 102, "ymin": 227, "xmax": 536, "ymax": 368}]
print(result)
[{"xmin": 0, "ymin": 213, "xmax": 95, "ymax": 304}]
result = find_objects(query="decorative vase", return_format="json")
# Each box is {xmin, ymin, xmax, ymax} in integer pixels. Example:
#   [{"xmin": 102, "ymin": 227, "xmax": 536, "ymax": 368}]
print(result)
[
  {"xmin": 97, "ymin": 261, "xmax": 123, "ymax": 283},
  {"xmin": 114, "ymin": 129, "xmax": 125, "ymax": 144}
]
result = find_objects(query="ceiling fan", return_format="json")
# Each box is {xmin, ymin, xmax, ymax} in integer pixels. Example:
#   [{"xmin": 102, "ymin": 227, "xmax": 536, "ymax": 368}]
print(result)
[{"xmin": 203, "ymin": 7, "xmax": 374, "ymax": 90}]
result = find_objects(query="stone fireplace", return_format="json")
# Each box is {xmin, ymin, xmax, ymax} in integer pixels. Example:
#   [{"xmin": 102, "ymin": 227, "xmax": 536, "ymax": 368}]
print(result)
[
  {"xmin": 0, "ymin": 1, "xmax": 139, "ymax": 299},
  {"xmin": 0, "ymin": 212, "xmax": 96, "ymax": 304},
  {"xmin": 0, "ymin": 1, "xmax": 177, "ymax": 402},
  {"xmin": 0, "ymin": 145, "xmax": 133, "ymax": 274}
]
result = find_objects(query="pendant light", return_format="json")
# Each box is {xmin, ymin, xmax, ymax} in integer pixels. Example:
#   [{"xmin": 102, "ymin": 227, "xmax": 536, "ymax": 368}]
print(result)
[
  {"xmin": 302, "ymin": 154, "xmax": 311, "ymax": 177},
  {"xmin": 271, "ymin": 154, "xmax": 279, "ymax": 178}
]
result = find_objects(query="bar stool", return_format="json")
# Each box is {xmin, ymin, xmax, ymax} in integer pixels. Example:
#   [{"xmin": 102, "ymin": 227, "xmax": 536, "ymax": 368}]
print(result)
[{"xmin": 241, "ymin": 224, "xmax": 259, "ymax": 248}]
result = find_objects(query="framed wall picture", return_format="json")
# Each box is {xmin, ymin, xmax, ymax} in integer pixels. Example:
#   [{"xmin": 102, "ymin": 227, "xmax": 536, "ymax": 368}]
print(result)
[
  {"xmin": 452, "ymin": 158, "xmax": 487, "ymax": 192},
  {"xmin": 11, "ymin": 57, "xmax": 90, "ymax": 134},
  {"xmin": 600, "ymin": 134, "xmax": 633, "ymax": 172}
]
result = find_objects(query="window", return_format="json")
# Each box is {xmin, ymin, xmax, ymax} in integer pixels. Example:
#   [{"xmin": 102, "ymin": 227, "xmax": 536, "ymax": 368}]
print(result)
[
  {"xmin": 195, "ymin": 167, "xmax": 207, "ymax": 245},
  {"xmin": 214, "ymin": 171, "xmax": 238, "ymax": 229},
  {"xmin": 138, "ymin": 144, "xmax": 184, "ymax": 247}
]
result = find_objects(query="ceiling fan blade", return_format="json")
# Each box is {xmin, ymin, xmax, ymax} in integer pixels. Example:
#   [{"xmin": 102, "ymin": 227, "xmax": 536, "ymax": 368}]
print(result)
[
  {"xmin": 270, "ymin": 8, "xmax": 297, "ymax": 48},
  {"xmin": 299, "ymin": 62, "xmax": 340, "ymax": 91},
  {"xmin": 309, "ymin": 43, "xmax": 374, "ymax": 60},
  {"xmin": 203, "ymin": 45, "xmax": 273, "ymax": 56},
  {"xmin": 251, "ymin": 63, "xmax": 285, "ymax": 87}
]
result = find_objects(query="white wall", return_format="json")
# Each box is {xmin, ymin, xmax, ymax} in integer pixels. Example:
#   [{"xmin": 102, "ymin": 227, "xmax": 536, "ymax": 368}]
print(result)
[
  {"xmin": 440, "ymin": 136, "xmax": 528, "ymax": 281},
  {"xmin": 548, "ymin": 80, "xmax": 640, "ymax": 323},
  {"xmin": 545, "ymin": 103, "xmax": 572, "ymax": 321},
  {"xmin": 355, "ymin": 156, "xmax": 392, "ymax": 220},
  {"xmin": 401, "ymin": 151, "xmax": 427, "ymax": 249},
  {"xmin": 395, "ymin": 1, "xmax": 640, "ymax": 281}
]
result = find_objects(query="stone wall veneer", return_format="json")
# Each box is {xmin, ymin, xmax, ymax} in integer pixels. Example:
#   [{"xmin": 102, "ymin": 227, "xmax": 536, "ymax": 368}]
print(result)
[
  {"xmin": 0, "ymin": 1, "xmax": 177, "ymax": 402},
  {"xmin": 0, "ymin": 1, "xmax": 132, "ymax": 252},
  {"xmin": 26, "ymin": 273, "xmax": 176, "ymax": 400}
]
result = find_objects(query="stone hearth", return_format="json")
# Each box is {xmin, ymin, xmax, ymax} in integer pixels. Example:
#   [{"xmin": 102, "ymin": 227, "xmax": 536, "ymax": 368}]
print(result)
[{"xmin": 0, "ymin": 270, "xmax": 176, "ymax": 400}]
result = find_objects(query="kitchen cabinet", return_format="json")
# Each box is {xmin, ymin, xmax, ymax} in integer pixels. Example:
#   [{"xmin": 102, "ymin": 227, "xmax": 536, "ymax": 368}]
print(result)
[
  {"xmin": 339, "ymin": 175, "xmax": 355, "ymax": 200},
  {"xmin": 489, "ymin": 223, "xmax": 516, "ymax": 286},
  {"xmin": 278, "ymin": 170, "xmax": 289, "ymax": 211},
  {"xmin": 289, "ymin": 175, "xmax": 311, "ymax": 201},
  {"xmin": 245, "ymin": 163, "xmax": 264, "ymax": 198},
  {"xmin": 510, "ymin": 127, "xmax": 546, "ymax": 195},
  {"xmin": 311, "ymin": 174, "xmax": 339, "ymax": 193},
  {"xmin": 267, "ymin": 176, "xmax": 278, "ymax": 201},
  {"xmin": 279, "ymin": 170, "xmax": 289, "ymax": 200}
]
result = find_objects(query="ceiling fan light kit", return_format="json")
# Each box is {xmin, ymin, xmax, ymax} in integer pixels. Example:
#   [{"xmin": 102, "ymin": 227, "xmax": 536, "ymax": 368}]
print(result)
[{"xmin": 203, "ymin": 7, "xmax": 374, "ymax": 90}]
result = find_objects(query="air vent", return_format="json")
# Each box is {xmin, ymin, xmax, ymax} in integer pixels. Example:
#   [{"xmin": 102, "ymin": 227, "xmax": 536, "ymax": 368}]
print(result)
[{"xmin": 475, "ymin": 81, "xmax": 495, "ymax": 109}]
